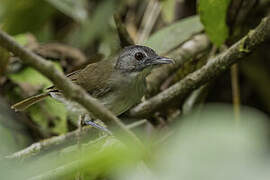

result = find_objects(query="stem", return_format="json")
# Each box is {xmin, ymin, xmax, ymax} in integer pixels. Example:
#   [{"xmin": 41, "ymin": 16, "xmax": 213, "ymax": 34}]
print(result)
[{"xmin": 231, "ymin": 64, "xmax": 241, "ymax": 123}]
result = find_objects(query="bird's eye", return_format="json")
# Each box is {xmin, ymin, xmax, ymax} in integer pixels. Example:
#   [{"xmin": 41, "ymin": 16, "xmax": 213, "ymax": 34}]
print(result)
[{"xmin": 134, "ymin": 52, "xmax": 145, "ymax": 61}]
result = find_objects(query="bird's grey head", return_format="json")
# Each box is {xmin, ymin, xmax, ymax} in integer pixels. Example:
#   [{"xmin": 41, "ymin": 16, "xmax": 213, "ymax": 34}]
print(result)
[{"xmin": 115, "ymin": 45, "xmax": 174, "ymax": 73}]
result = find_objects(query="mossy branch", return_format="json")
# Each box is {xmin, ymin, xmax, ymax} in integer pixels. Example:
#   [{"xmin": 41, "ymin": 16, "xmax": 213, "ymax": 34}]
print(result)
[
  {"xmin": 130, "ymin": 16, "xmax": 270, "ymax": 117},
  {"xmin": 146, "ymin": 34, "xmax": 210, "ymax": 95}
]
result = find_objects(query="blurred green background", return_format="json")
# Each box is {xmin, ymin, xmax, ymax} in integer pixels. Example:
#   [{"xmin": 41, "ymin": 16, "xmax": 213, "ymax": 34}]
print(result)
[{"xmin": 0, "ymin": 0, "xmax": 270, "ymax": 179}]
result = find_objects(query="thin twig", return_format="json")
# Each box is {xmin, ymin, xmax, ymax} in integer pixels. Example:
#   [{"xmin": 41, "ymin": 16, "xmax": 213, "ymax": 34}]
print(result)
[
  {"xmin": 137, "ymin": 0, "xmax": 161, "ymax": 44},
  {"xmin": 182, "ymin": 84, "xmax": 210, "ymax": 114},
  {"xmin": 129, "ymin": 16, "xmax": 270, "ymax": 117},
  {"xmin": 231, "ymin": 64, "xmax": 241, "ymax": 122},
  {"xmin": 182, "ymin": 45, "xmax": 217, "ymax": 114},
  {"xmin": 126, "ymin": 119, "xmax": 147, "ymax": 129}
]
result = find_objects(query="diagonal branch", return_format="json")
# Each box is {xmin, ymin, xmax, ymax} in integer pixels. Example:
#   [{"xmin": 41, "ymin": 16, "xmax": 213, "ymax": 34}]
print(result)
[
  {"xmin": 129, "ymin": 16, "xmax": 270, "ymax": 118},
  {"xmin": 0, "ymin": 30, "xmax": 142, "ymax": 148},
  {"xmin": 6, "ymin": 120, "xmax": 146, "ymax": 159},
  {"xmin": 146, "ymin": 34, "xmax": 210, "ymax": 95}
]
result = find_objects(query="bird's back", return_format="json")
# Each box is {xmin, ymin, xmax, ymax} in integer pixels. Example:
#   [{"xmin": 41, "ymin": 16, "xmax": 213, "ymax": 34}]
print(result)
[{"xmin": 59, "ymin": 59, "xmax": 146, "ymax": 116}]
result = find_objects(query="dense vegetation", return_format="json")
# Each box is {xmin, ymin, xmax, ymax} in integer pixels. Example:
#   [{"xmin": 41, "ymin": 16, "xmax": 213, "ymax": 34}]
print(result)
[{"xmin": 0, "ymin": 0, "xmax": 270, "ymax": 179}]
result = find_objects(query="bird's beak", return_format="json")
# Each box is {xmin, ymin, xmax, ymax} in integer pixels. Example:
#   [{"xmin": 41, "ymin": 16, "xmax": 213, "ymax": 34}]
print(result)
[{"xmin": 151, "ymin": 56, "xmax": 175, "ymax": 65}]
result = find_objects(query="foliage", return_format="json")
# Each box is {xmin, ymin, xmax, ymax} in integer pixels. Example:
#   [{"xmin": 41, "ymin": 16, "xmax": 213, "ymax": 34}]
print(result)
[
  {"xmin": 44, "ymin": 0, "xmax": 88, "ymax": 22},
  {"xmin": 1, "ymin": 105, "xmax": 270, "ymax": 179},
  {"xmin": 145, "ymin": 16, "xmax": 203, "ymax": 54},
  {"xmin": 0, "ymin": 0, "xmax": 270, "ymax": 179},
  {"xmin": 198, "ymin": 0, "xmax": 231, "ymax": 46}
]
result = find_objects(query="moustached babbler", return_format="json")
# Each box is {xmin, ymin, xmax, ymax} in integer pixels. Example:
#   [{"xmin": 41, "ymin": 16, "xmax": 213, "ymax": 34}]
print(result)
[{"xmin": 11, "ymin": 45, "xmax": 174, "ymax": 132}]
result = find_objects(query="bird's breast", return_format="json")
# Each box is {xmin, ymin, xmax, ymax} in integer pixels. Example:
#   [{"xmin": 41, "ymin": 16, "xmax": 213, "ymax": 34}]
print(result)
[{"xmin": 100, "ymin": 72, "xmax": 146, "ymax": 116}]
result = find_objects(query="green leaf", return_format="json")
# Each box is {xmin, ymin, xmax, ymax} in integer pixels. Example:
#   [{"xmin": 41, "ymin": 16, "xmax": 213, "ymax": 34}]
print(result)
[
  {"xmin": 198, "ymin": 0, "xmax": 231, "ymax": 46},
  {"xmin": 144, "ymin": 16, "xmax": 203, "ymax": 55},
  {"xmin": 67, "ymin": 0, "xmax": 117, "ymax": 48},
  {"xmin": 8, "ymin": 67, "xmax": 52, "ymax": 88},
  {"xmin": 1, "ymin": 0, "xmax": 55, "ymax": 36},
  {"xmin": 44, "ymin": 0, "xmax": 88, "ymax": 23},
  {"xmin": 28, "ymin": 98, "xmax": 68, "ymax": 135},
  {"xmin": 8, "ymin": 63, "xmax": 67, "ymax": 135},
  {"xmin": 13, "ymin": 34, "xmax": 29, "ymax": 46},
  {"xmin": 120, "ymin": 105, "xmax": 270, "ymax": 180}
]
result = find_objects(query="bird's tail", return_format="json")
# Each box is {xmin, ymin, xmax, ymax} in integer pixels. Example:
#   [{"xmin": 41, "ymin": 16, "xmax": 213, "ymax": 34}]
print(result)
[{"xmin": 11, "ymin": 92, "xmax": 50, "ymax": 111}]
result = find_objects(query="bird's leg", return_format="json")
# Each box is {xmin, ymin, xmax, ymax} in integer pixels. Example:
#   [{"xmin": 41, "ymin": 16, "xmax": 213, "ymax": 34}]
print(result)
[
  {"xmin": 77, "ymin": 114, "xmax": 84, "ymax": 150},
  {"xmin": 83, "ymin": 114, "xmax": 112, "ymax": 135}
]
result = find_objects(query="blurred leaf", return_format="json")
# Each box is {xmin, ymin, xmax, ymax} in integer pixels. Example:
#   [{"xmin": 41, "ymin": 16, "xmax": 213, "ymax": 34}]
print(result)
[
  {"xmin": 28, "ymin": 98, "xmax": 68, "ymax": 135},
  {"xmin": 68, "ymin": 0, "xmax": 118, "ymax": 48},
  {"xmin": 13, "ymin": 33, "xmax": 39, "ymax": 49},
  {"xmin": 44, "ymin": 0, "xmax": 88, "ymax": 23},
  {"xmin": 144, "ymin": 16, "xmax": 203, "ymax": 54},
  {"xmin": 1, "ymin": 0, "xmax": 55, "ymax": 36},
  {"xmin": 8, "ymin": 64, "xmax": 67, "ymax": 135},
  {"xmin": 0, "ymin": 136, "xmax": 145, "ymax": 179},
  {"xmin": 160, "ymin": 0, "xmax": 176, "ymax": 23},
  {"xmin": 120, "ymin": 105, "xmax": 270, "ymax": 180},
  {"xmin": 198, "ymin": 0, "xmax": 231, "ymax": 46},
  {"xmin": 1, "ymin": 105, "xmax": 270, "ymax": 179},
  {"xmin": 0, "ymin": 98, "xmax": 31, "ymax": 157},
  {"xmin": 8, "ymin": 67, "xmax": 52, "ymax": 88},
  {"xmin": 13, "ymin": 34, "xmax": 29, "ymax": 46}
]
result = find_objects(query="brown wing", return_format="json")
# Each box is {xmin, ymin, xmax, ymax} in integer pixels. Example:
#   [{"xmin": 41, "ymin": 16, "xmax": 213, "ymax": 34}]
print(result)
[
  {"xmin": 46, "ymin": 70, "xmax": 80, "ymax": 92},
  {"xmin": 47, "ymin": 60, "xmax": 114, "ymax": 98},
  {"xmin": 75, "ymin": 60, "xmax": 114, "ymax": 97}
]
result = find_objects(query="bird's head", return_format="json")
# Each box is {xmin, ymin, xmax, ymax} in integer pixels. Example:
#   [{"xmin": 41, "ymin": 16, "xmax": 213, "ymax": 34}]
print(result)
[{"xmin": 115, "ymin": 45, "xmax": 174, "ymax": 74}]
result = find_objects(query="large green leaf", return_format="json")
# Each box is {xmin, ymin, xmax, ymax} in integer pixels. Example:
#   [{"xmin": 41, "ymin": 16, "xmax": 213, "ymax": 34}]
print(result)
[
  {"xmin": 1, "ymin": 0, "xmax": 55, "ymax": 36},
  {"xmin": 198, "ymin": 0, "xmax": 231, "ymax": 46},
  {"xmin": 120, "ymin": 105, "xmax": 270, "ymax": 180},
  {"xmin": 67, "ymin": 0, "xmax": 117, "ymax": 48},
  {"xmin": 144, "ymin": 16, "xmax": 204, "ymax": 55},
  {"xmin": 8, "ymin": 67, "xmax": 52, "ymax": 88},
  {"xmin": 44, "ymin": 0, "xmax": 88, "ymax": 23}
]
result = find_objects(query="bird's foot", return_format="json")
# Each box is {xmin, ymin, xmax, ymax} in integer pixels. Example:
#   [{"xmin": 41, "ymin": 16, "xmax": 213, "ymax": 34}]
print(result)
[{"xmin": 83, "ymin": 120, "xmax": 112, "ymax": 135}]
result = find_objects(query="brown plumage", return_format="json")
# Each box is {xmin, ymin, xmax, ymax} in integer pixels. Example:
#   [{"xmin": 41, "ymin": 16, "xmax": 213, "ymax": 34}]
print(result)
[
  {"xmin": 11, "ymin": 45, "xmax": 174, "ymax": 117},
  {"xmin": 11, "ymin": 60, "xmax": 115, "ymax": 111}
]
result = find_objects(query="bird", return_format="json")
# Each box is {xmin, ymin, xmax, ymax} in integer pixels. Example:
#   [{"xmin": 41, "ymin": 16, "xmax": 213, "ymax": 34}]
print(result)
[{"xmin": 11, "ymin": 45, "xmax": 174, "ymax": 132}]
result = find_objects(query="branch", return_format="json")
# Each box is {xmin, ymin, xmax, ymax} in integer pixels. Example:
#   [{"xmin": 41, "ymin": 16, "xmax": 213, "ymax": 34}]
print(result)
[
  {"xmin": 146, "ymin": 34, "xmax": 210, "ymax": 95},
  {"xmin": 0, "ymin": 30, "xmax": 142, "ymax": 147},
  {"xmin": 137, "ymin": 0, "xmax": 161, "ymax": 44},
  {"xmin": 6, "ymin": 120, "xmax": 145, "ymax": 159},
  {"xmin": 129, "ymin": 16, "xmax": 270, "ymax": 117},
  {"xmin": 5, "ymin": 126, "xmax": 99, "ymax": 159}
]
